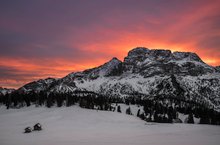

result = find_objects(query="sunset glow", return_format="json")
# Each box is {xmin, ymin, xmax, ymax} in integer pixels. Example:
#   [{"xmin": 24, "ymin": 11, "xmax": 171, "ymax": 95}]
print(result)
[{"xmin": 0, "ymin": 0, "xmax": 220, "ymax": 88}]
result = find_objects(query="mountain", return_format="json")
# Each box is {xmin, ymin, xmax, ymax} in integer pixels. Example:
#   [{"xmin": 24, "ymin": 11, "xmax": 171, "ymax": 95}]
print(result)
[
  {"xmin": 18, "ymin": 78, "xmax": 56, "ymax": 93},
  {"xmin": 17, "ymin": 47, "xmax": 220, "ymax": 109},
  {"xmin": 216, "ymin": 66, "xmax": 220, "ymax": 72},
  {"xmin": 0, "ymin": 87, "xmax": 15, "ymax": 95}
]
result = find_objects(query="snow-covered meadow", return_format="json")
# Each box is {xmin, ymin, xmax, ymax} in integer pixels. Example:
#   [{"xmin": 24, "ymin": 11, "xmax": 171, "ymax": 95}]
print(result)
[{"xmin": 0, "ymin": 105, "xmax": 219, "ymax": 145}]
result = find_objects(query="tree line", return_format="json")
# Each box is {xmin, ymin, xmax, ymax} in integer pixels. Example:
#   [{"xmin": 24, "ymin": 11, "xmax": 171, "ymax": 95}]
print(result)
[{"xmin": 0, "ymin": 91, "xmax": 220, "ymax": 125}]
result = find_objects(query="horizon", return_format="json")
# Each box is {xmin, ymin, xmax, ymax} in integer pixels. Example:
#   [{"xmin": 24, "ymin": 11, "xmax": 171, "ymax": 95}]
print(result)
[{"xmin": 1, "ymin": 0, "xmax": 220, "ymax": 88}]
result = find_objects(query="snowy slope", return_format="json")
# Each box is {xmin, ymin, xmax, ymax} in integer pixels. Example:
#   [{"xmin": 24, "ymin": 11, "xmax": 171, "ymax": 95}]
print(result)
[{"xmin": 0, "ymin": 106, "xmax": 220, "ymax": 145}]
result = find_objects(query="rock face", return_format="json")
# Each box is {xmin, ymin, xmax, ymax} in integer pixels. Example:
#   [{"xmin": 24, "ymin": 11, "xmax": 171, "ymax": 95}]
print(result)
[
  {"xmin": 17, "ymin": 47, "xmax": 220, "ymax": 109},
  {"xmin": 123, "ymin": 47, "xmax": 214, "ymax": 77},
  {"xmin": 216, "ymin": 66, "xmax": 220, "ymax": 72}
]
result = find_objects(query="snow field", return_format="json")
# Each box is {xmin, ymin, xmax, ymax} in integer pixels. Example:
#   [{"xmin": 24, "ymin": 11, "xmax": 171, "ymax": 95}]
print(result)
[{"xmin": 0, "ymin": 105, "xmax": 220, "ymax": 145}]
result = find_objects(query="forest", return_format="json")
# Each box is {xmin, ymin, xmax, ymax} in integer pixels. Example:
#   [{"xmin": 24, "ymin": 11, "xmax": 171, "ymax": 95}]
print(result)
[{"xmin": 0, "ymin": 90, "xmax": 220, "ymax": 125}]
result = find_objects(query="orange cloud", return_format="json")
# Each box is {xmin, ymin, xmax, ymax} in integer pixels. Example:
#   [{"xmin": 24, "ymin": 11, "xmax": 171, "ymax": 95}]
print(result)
[{"xmin": 0, "ymin": 57, "xmax": 106, "ymax": 88}]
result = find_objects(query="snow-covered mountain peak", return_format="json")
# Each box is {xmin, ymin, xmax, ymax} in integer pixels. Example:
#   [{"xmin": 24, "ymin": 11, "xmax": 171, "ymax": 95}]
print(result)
[
  {"xmin": 125, "ymin": 47, "xmax": 149, "ymax": 61},
  {"xmin": 105, "ymin": 57, "xmax": 122, "ymax": 67},
  {"xmin": 126, "ymin": 47, "xmax": 203, "ymax": 63},
  {"xmin": 147, "ymin": 49, "xmax": 173, "ymax": 62},
  {"xmin": 85, "ymin": 57, "xmax": 123, "ymax": 78},
  {"xmin": 123, "ymin": 47, "xmax": 215, "ymax": 76},
  {"xmin": 173, "ymin": 51, "xmax": 203, "ymax": 62},
  {"xmin": 127, "ymin": 47, "xmax": 150, "ymax": 57},
  {"xmin": 64, "ymin": 57, "xmax": 123, "ymax": 81}
]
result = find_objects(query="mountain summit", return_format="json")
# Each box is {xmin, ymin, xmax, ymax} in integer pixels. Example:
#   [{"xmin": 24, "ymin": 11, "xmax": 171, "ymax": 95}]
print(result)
[{"xmin": 15, "ymin": 47, "xmax": 220, "ymax": 109}]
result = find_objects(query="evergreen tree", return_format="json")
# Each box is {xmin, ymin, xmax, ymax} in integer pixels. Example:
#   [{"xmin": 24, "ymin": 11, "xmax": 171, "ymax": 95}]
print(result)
[
  {"xmin": 24, "ymin": 94, "xmax": 30, "ymax": 107},
  {"xmin": 139, "ymin": 113, "xmax": 145, "ymax": 120},
  {"xmin": 6, "ymin": 93, "xmax": 11, "ymax": 109},
  {"xmin": 187, "ymin": 113, "xmax": 194, "ymax": 124},
  {"xmin": 137, "ymin": 109, "xmax": 140, "ymax": 117},
  {"xmin": 46, "ymin": 94, "xmax": 53, "ymax": 108},
  {"xmin": 199, "ymin": 117, "xmax": 210, "ymax": 124},
  {"xmin": 162, "ymin": 115, "xmax": 169, "ymax": 123},
  {"xmin": 199, "ymin": 108, "xmax": 210, "ymax": 124},
  {"xmin": 210, "ymin": 110, "xmax": 218, "ymax": 125},
  {"xmin": 117, "ymin": 105, "xmax": 121, "ymax": 113},
  {"xmin": 79, "ymin": 98, "xmax": 86, "ymax": 108},
  {"xmin": 153, "ymin": 111, "xmax": 159, "ymax": 122},
  {"xmin": 126, "ymin": 107, "xmax": 132, "ymax": 115}
]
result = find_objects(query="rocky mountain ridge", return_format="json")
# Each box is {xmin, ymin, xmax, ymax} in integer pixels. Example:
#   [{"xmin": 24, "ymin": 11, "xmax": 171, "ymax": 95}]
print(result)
[{"xmin": 5, "ymin": 47, "xmax": 220, "ymax": 110}]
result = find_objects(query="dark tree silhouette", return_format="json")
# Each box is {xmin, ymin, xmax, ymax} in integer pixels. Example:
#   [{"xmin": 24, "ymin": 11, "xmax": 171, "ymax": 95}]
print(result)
[
  {"xmin": 117, "ymin": 105, "xmax": 121, "ymax": 113},
  {"xmin": 126, "ymin": 107, "xmax": 132, "ymax": 115}
]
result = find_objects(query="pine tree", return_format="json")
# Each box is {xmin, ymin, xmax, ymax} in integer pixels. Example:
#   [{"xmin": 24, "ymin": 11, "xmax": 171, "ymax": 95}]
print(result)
[
  {"xmin": 139, "ymin": 113, "xmax": 145, "ymax": 120},
  {"xmin": 117, "ymin": 105, "xmax": 121, "ymax": 113},
  {"xmin": 6, "ymin": 93, "xmax": 11, "ymax": 109},
  {"xmin": 154, "ymin": 111, "xmax": 159, "ymax": 122},
  {"xmin": 137, "ymin": 109, "xmax": 140, "ymax": 117},
  {"xmin": 199, "ymin": 117, "xmax": 210, "ymax": 124},
  {"xmin": 199, "ymin": 108, "xmax": 210, "ymax": 124},
  {"xmin": 187, "ymin": 113, "xmax": 194, "ymax": 124},
  {"xmin": 46, "ymin": 94, "xmax": 53, "ymax": 108},
  {"xmin": 126, "ymin": 107, "xmax": 132, "ymax": 115},
  {"xmin": 24, "ymin": 94, "xmax": 30, "ymax": 107}
]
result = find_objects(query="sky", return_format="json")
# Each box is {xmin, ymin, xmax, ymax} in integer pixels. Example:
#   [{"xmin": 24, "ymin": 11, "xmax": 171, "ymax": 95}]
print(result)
[{"xmin": 0, "ymin": 0, "xmax": 220, "ymax": 88}]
